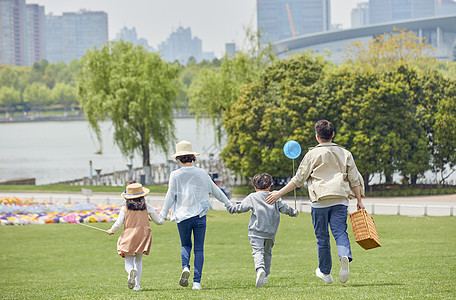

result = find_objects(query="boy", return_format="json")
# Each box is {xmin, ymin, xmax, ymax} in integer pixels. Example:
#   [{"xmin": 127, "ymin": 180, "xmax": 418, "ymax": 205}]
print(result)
[{"xmin": 228, "ymin": 173, "xmax": 298, "ymax": 288}]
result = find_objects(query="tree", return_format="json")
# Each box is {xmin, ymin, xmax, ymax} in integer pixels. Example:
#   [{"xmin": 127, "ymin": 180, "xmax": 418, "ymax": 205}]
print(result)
[
  {"xmin": 429, "ymin": 74, "xmax": 456, "ymax": 183},
  {"xmin": 51, "ymin": 83, "xmax": 78, "ymax": 111},
  {"xmin": 221, "ymin": 53, "xmax": 326, "ymax": 178},
  {"xmin": 79, "ymin": 41, "xmax": 180, "ymax": 184},
  {"xmin": 322, "ymin": 64, "xmax": 431, "ymax": 185},
  {"xmin": 341, "ymin": 28, "xmax": 455, "ymax": 185},
  {"xmin": 22, "ymin": 82, "xmax": 52, "ymax": 113},
  {"xmin": 0, "ymin": 86, "xmax": 20, "ymax": 114},
  {"xmin": 188, "ymin": 31, "xmax": 276, "ymax": 142},
  {"xmin": 344, "ymin": 27, "xmax": 435, "ymax": 71}
]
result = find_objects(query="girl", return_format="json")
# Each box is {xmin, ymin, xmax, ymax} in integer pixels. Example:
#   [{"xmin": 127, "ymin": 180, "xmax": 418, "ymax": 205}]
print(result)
[{"xmin": 107, "ymin": 183, "xmax": 164, "ymax": 291}]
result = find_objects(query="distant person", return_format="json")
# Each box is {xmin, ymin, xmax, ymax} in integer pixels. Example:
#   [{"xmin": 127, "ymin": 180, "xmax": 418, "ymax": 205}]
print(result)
[
  {"xmin": 159, "ymin": 140, "xmax": 232, "ymax": 290},
  {"xmin": 214, "ymin": 178, "xmax": 231, "ymax": 199},
  {"xmin": 266, "ymin": 120, "xmax": 365, "ymax": 284},
  {"xmin": 107, "ymin": 183, "xmax": 165, "ymax": 291},
  {"xmin": 228, "ymin": 173, "xmax": 298, "ymax": 287}
]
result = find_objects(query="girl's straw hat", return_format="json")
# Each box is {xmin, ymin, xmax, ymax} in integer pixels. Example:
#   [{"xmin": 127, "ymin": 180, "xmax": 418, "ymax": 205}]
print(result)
[
  {"xmin": 121, "ymin": 183, "xmax": 150, "ymax": 199},
  {"xmin": 171, "ymin": 140, "xmax": 200, "ymax": 158}
]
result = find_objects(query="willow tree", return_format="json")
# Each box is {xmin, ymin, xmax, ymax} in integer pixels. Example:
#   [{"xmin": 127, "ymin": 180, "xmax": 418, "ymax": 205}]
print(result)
[{"xmin": 79, "ymin": 41, "xmax": 180, "ymax": 184}]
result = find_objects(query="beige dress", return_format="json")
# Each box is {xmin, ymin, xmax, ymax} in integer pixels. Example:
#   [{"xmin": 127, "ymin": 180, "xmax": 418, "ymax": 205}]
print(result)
[{"xmin": 117, "ymin": 208, "xmax": 152, "ymax": 258}]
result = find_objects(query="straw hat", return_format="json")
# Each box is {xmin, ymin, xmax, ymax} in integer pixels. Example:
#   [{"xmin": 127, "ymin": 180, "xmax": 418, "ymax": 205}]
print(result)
[
  {"xmin": 171, "ymin": 140, "xmax": 200, "ymax": 158},
  {"xmin": 121, "ymin": 183, "xmax": 150, "ymax": 199}
]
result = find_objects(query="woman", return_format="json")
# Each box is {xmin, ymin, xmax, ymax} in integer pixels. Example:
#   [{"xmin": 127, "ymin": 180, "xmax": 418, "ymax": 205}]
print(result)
[{"xmin": 159, "ymin": 140, "xmax": 232, "ymax": 290}]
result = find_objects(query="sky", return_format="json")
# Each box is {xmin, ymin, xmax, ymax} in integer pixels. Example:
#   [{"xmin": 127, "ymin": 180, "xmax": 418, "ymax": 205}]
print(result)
[{"xmin": 31, "ymin": 0, "xmax": 362, "ymax": 57}]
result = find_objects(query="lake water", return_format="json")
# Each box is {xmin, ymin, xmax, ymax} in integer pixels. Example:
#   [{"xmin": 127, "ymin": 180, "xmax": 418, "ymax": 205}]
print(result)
[
  {"xmin": 0, "ymin": 119, "xmax": 221, "ymax": 185},
  {"xmin": 1, "ymin": 119, "xmax": 454, "ymax": 186}
]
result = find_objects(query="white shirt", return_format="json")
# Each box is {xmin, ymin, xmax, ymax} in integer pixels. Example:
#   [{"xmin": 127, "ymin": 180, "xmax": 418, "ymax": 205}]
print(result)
[
  {"xmin": 159, "ymin": 166, "xmax": 232, "ymax": 223},
  {"xmin": 108, "ymin": 203, "xmax": 164, "ymax": 233}
]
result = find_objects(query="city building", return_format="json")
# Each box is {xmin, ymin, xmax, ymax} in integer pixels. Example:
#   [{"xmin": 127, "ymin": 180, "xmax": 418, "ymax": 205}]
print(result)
[
  {"xmin": 272, "ymin": 15, "xmax": 456, "ymax": 63},
  {"xmin": 437, "ymin": 0, "xmax": 456, "ymax": 16},
  {"xmin": 202, "ymin": 51, "xmax": 215, "ymax": 61},
  {"xmin": 0, "ymin": 0, "xmax": 45, "ymax": 66},
  {"xmin": 159, "ymin": 26, "xmax": 202, "ymax": 63},
  {"xmin": 351, "ymin": 2, "xmax": 369, "ymax": 28},
  {"xmin": 368, "ymin": 0, "xmax": 435, "ymax": 25},
  {"xmin": 46, "ymin": 10, "xmax": 108, "ymax": 64},
  {"xmin": 24, "ymin": 4, "xmax": 45, "ymax": 66},
  {"xmin": 114, "ymin": 26, "xmax": 154, "ymax": 52},
  {"xmin": 257, "ymin": 0, "xmax": 331, "ymax": 44},
  {"xmin": 225, "ymin": 42, "xmax": 237, "ymax": 57}
]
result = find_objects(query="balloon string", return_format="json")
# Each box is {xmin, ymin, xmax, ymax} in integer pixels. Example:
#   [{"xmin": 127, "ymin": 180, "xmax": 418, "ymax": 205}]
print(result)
[{"xmin": 293, "ymin": 159, "xmax": 296, "ymax": 209}]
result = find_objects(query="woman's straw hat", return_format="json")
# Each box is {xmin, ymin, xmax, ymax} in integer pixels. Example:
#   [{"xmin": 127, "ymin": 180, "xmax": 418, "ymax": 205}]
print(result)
[
  {"xmin": 121, "ymin": 183, "xmax": 150, "ymax": 199},
  {"xmin": 171, "ymin": 140, "xmax": 200, "ymax": 158}
]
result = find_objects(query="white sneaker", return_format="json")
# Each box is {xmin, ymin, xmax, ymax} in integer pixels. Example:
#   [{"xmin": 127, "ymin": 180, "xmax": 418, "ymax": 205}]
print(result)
[
  {"xmin": 263, "ymin": 276, "xmax": 268, "ymax": 284},
  {"xmin": 133, "ymin": 285, "xmax": 142, "ymax": 291},
  {"xmin": 127, "ymin": 269, "xmax": 137, "ymax": 289},
  {"xmin": 192, "ymin": 282, "xmax": 202, "ymax": 290},
  {"xmin": 339, "ymin": 256, "xmax": 349, "ymax": 283},
  {"xmin": 179, "ymin": 267, "xmax": 190, "ymax": 287},
  {"xmin": 316, "ymin": 268, "xmax": 333, "ymax": 284},
  {"xmin": 256, "ymin": 269, "xmax": 266, "ymax": 288}
]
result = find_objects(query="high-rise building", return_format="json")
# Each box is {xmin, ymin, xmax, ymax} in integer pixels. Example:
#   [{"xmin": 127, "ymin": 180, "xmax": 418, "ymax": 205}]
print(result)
[
  {"xmin": 369, "ymin": 0, "xmax": 435, "ymax": 25},
  {"xmin": 225, "ymin": 43, "xmax": 237, "ymax": 57},
  {"xmin": 114, "ymin": 26, "xmax": 154, "ymax": 52},
  {"xmin": 351, "ymin": 2, "xmax": 369, "ymax": 28},
  {"xmin": 24, "ymin": 4, "xmax": 45, "ymax": 66},
  {"xmin": 0, "ymin": 0, "xmax": 45, "ymax": 66},
  {"xmin": 159, "ymin": 26, "xmax": 202, "ymax": 63},
  {"xmin": 257, "ymin": 0, "xmax": 331, "ymax": 44},
  {"xmin": 437, "ymin": 0, "xmax": 456, "ymax": 16},
  {"xmin": 46, "ymin": 10, "xmax": 108, "ymax": 64}
]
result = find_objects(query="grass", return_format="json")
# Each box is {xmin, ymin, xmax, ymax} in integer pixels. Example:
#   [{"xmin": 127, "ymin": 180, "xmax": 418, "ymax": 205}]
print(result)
[
  {"xmin": 0, "ymin": 184, "xmax": 169, "ymax": 194},
  {"xmin": 0, "ymin": 211, "xmax": 455, "ymax": 299}
]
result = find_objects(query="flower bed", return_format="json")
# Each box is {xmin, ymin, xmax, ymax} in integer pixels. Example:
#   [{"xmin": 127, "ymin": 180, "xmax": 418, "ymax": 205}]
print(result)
[{"xmin": 0, "ymin": 197, "xmax": 161, "ymax": 226}]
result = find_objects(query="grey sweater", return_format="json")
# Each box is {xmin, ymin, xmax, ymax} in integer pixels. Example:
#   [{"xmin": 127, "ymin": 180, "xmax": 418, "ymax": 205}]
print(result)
[{"xmin": 228, "ymin": 191, "xmax": 298, "ymax": 239}]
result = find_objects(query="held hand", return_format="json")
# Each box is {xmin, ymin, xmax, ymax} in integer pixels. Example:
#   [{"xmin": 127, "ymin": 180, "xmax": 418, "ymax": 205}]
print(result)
[
  {"xmin": 265, "ymin": 191, "xmax": 281, "ymax": 204},
  {"xmin": 357, "ymin": 201, "xmax": 365, "ymax": 210}
]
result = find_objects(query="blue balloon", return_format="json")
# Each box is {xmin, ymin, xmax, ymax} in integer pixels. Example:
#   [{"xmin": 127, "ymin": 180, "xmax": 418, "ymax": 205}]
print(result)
[{"xmin": 283, "ymin": 140, "xmax": 301, "ymax": 159}]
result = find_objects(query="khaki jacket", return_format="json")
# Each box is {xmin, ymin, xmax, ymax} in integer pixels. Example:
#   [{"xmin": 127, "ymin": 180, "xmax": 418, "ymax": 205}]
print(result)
[{"xmin": 291, "ymin": 142, "xmax": 365, "ymax": 203}]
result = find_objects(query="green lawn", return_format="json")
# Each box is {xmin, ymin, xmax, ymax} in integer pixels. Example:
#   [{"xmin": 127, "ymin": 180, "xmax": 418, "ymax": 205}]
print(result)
[{"xmin": 0, "ymin": 211, "xmax": 455, "ymax": 299}]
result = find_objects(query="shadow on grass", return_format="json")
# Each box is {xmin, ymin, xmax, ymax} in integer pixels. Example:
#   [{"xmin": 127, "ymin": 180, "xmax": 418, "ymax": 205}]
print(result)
[
  {"xmin": 349, "ymin": 283, "xmax": 404, "ymax": 287},
  {"xmin": 141, "ymin": 285, "xmax": 258, "ymax": 292}
]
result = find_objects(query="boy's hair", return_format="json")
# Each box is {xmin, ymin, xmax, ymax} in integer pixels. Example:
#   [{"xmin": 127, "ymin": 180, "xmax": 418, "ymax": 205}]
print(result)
[
  {"xmin": 176, "ymin": 154, "xmax": 196, "ymax": 164},
  {"xmin": 315, "ymin": 119, "xmax": 334, "ymax": 141},
  {"xmin": 252, "ymin": 173, "xmax": 273, "ymax": 190},
  {"xmin": 126, "ymin": 196, "xmax": 146, "ymax": 211}
]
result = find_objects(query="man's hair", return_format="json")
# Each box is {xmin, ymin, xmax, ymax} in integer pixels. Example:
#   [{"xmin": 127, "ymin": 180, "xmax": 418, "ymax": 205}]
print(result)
[
  {"xmin": 315, "ymin": 120, "xmax": 334, "ymax": 141},
  {"xmin": 176, "ymin": 154, "xmax": 196, "ymax": 164},
  {"xmin": 251, "ymin": 173, "xmax": 273, "ymax": 190}
]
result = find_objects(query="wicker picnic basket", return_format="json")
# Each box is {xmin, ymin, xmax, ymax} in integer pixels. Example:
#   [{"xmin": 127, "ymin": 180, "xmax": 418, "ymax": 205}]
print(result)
[{"xmin": 349, "ymin": 209, "xmax": 381, "ymax": 250}]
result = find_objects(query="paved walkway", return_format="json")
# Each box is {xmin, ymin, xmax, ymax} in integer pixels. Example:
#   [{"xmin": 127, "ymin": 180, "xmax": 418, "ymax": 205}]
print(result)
[{"xmin": 2, "ymin": 191, "xmax": 455, "ymax": 217}]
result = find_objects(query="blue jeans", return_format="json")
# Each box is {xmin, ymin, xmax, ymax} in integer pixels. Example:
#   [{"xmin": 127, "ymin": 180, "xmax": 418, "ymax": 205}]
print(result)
[
  {"xmin": 311, "ymin": 205, "xmax": 352, "ymax": 274},
  {"xmin": 177, "ymin": 215, "xmax": 206, "ymax": 283}
]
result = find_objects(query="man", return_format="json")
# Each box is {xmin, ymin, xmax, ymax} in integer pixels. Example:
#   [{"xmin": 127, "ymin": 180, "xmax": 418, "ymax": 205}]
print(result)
[{"xmin": 265, "ymin": 120, "xmax": 365, "ymax": 284}]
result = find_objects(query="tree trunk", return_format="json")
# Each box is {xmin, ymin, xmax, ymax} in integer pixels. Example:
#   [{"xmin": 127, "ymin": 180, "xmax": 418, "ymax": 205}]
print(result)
[
  {"xmin": 141, "ymin": 142, "xmax": 154, "ymax": 185},
  {"xmin": 362, "ymin": 172, "xmax": 371, "ymax": 194},
  {"xmin": 385, "ymin": 173, "xmax": 393, "ymax": 184},
  {"xmin": 411, "ymin": 174, "xmax": 418, "ymax": 185}
]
